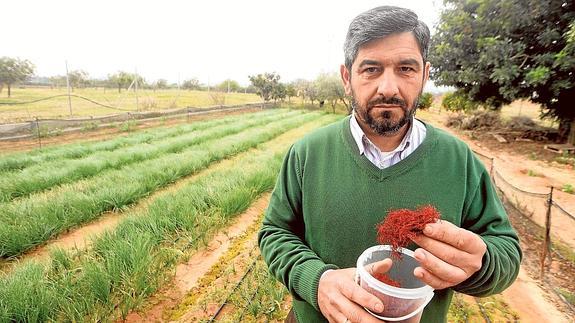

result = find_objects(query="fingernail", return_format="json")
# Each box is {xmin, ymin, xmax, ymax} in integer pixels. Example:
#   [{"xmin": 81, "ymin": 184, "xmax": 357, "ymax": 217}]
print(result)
[
  {"xmin": 374, "ymin": 302, "xmax": 384, "ymax": 313},
  {"xmin": 424, "ymin": 225, "xmax": 433, "ymax": 235},
  {"xmin": 414, "ymin": 267, "xmax": 423, "ymax": 278},
  {"xmin": 414, "ymin": 249, "xmax": 426, "ymax": 261}
]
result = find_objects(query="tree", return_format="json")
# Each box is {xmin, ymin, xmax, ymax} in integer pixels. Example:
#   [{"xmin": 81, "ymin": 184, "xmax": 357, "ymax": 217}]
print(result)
[
  {"xmin": 286, "ymin": 83, "xmax": 297, "ymax": 103},
  {"xmin": 430, "ymin": 0, "xmax": 575, "ymax": 142},
  {"xmin": 107, "ymin": 71, "xmax": 134, "ymax": 93},
  {"xmin": 0, "ymin": 57, "xmax": 35, "ymax": 97},
  {"xmin": 154, "ymin": 79, "xmax": 168, "ymax": 90},
  {"xmin": 67, "ymin": 70, "xmax": 90, "ymax": 90},
  {"xmin": 248, "ymin": 72, "xmax": 281, "ymax": 101},
  {"xmin": 315, "ymin": 72, "xmax": 351, "ymax": 114},
  {"xmin": 271, "ymin": 82, "xmax": 287, "ymax": 102},
  {"xmin": 217, "ymin": 79, "xmax": 241, "ymax": 93},
  {"xmin": 182, "ymin": 78, "xmax": 200, "ymax": 90}
]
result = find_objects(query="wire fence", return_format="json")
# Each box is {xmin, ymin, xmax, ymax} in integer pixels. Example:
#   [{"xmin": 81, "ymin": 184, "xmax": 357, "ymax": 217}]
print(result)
[
  {"xmin": 0, "ymin": 101, "xmax": 274, "ymax": 149},
  {"xmin": 474, "ymin": 149, "xmax": 575, "ymax": 274}
]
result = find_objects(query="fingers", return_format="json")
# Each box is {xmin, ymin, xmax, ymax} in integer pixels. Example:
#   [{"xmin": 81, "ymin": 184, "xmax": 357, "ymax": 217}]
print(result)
[
  {"xmin": 413, "ymin": 266, "xmax": 452, "ymax": 290},
  {"xmin": 338, "ymin": 277, "xmax": 385, "ymax": 314},
  {"xmin": 367, "ymin": 258, "xmax": 392, "ymax": 276},
  {"xmin": 413, "ymin": 248, "xmax": 467, "ymax": 288},
  {"xmin": 421, "ymin": 220, "xmax": 486, "ymax": 254},
  {"xmin": 318, "ymin": 268, "xmax": 384, "ymax": 323}
]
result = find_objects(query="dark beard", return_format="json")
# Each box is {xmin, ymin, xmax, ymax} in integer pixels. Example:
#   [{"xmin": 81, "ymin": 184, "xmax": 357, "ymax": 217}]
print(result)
[{"xmin": 352, "ymin": 94, "xmax": 420, "ymax": 136}]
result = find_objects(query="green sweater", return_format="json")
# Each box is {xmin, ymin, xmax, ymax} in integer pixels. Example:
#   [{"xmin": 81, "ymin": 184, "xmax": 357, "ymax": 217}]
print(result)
[{"xmin": 258, "ymin": 116, "xmax": 521, "ymax": 323}]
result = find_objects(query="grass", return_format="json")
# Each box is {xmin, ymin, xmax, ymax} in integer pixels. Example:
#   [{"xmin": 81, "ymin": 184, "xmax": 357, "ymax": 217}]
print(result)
[
  {"xmin": 0, "ymin": 114, "xmax": 340, "ymax": 321},
  {"xmin": 0, "ymin": 109, "xmax": 278, "ymax": 173},
  {"xmin": 0, "ymin": 87, "xmax": 262, "ymax": 123},
  {"xmin": 0, "ymin": 111, "xmax": 327, "ymax": 257},
  {"xmin": 0, "ymin": 110, "xmax": 299, "ymax": 202}
]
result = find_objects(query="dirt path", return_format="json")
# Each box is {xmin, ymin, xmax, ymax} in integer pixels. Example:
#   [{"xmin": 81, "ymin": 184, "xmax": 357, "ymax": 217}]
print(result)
[{"xmin": 502, "ymin": 268, "xmax": 570, "ymax": 322}]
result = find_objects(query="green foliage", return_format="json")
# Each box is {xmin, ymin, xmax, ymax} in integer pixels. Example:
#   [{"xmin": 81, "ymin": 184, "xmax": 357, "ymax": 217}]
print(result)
[
  {"xmin": 0, "ymin": 110, "xmax": 321, "ymax": 257},
  {"xmin": 441, "ymin": 91, "xmax": 480, "ymax": 112},
  {"xmin": 181, "ymin": 78, "xmax": 200, "ymax": 90},
  {"xmin": 67, "ymin": 70, "xmax": 90, "ymax": 90},
  {"xmin": 418, "ymin": 92, "xmax": 433, "ymax": 109},
  {"xmin": 315, "ymin": 72, "xmax": 350, "ymax": 113},
  {"xmin": 216, "ymin": 79, "xmax": 241, "ymax": 92},
  {"xmin": 431, "ymin": 0, "xmax": 575, "ymax": 130},
  {"xmin": 561, "ymin": 183, "xmax": 574, "ymax": 194},
  {"xmin": 248, "ymin": 72, "xmax": 281, "ymax": 101},
  {"xmin": 0, "ymin": 57, "xmax": 35, "ymax": 97}
]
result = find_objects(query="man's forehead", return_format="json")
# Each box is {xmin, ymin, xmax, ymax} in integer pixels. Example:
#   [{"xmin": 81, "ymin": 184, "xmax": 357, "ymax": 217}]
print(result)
[{"xmin": 353, "ymin": 33, "xmax": 423, "ymax": 66}]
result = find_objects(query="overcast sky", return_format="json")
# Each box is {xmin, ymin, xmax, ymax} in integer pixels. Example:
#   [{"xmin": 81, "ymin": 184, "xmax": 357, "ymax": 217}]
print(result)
[{"xmin": 3, "ymin": 0, "xmax": 443, "ymax": 86}]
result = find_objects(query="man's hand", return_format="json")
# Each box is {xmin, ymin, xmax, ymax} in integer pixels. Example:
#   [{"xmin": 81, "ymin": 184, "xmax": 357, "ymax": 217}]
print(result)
[
  {"xmin": 411, "ymin": 220, "xmax": 487, "ymax": 290},
  {"xmin": 318, "ymin": 259, "xmax": 390, "ymax": 323}
]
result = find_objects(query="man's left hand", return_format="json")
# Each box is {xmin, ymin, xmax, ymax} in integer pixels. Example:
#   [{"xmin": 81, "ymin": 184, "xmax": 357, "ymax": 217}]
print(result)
[{"xmin": 410, "ymin": 220, "xmax": 487, "ymax": 290}]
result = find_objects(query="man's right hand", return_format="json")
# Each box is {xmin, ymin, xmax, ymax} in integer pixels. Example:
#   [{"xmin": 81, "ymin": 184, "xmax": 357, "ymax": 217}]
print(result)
[{"xmin": 317, "ymin": 259, "xmax": 391, "ymax": 323}]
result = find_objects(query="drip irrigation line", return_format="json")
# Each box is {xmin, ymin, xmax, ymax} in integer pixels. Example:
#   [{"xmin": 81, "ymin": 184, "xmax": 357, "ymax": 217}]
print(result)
[
  {"xmin": 0, "ymin": 94, "xmax": 133, "ymax": 111},
  {"xmin": 474, "ymin": 297, "xmax": 492, "ymax": 323},
  {"xmin": 208, "ymin": 249, "xmax": 260, "ymax": 322},
  {"xmin": 236, "ymin": 271, "xmax": 263, "ymax": 323}
]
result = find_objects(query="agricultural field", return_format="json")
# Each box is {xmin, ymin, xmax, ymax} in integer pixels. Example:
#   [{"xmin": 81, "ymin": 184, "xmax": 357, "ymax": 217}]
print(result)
[
  {"xmin": 0, "ymin": 108, "xmax": 341, "ymax": 321},
  {"xmin": 0, "ymin": 87, "xmax": 261, "ymax": 123},
  {"xmin": 0, "ymin": 105, "xmax": 573, "ymax": 322}
]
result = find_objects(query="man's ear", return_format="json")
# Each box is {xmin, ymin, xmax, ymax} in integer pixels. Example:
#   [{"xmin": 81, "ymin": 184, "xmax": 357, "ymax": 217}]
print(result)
[
  {"xmin": 422, "ymin": 61, "xmax": 431, "ymax": 88},
  {"xmin": 340, "ymin": 64, "xmax": 352, "ymax": 96}
]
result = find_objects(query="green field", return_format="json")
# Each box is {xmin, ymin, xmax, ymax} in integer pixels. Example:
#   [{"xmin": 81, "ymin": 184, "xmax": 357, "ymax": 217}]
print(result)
[
  {"xmin": 0, "ymin": 87, "xmax": 262, "ymax": 123},
  {"xmin": 0, "ymin": 108, "xmax": 341, "ymax": 321}
]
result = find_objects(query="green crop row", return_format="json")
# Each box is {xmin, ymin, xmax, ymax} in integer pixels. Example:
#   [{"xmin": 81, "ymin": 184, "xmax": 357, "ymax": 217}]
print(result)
[
  {"xmin": 0, "ymin": 112, "xmax": 325, "ymax": 258},
  {"xmin": 0, "ymin": 114, "xmax": 340, "ymax": 322},
  {"xmin": 0, "ymin": 110, "xmax": 300, "ymax": 202},
  {"xmin": 0, "ymin": 108, "xmax": 280, "ymax": 173}
]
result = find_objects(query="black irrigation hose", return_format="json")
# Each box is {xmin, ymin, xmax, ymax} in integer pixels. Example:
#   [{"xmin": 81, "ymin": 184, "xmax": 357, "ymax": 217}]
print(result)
[
  {"xmin": 0, "ymin": 94, "xmax": 133, "ymax": 111},
  {"xmin": 208, "ymin": 250, "xmax": 260, "ymax": 322}
]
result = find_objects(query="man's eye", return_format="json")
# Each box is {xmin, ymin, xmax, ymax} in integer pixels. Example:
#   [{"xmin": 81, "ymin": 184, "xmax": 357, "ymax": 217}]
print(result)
[
  {"xmin": 364, "ymin": 67, "xmax": 379, "ymax": 74},
  {"xmin": 400, "ymin": 66, "xmax": 415, "ymax": 73}
]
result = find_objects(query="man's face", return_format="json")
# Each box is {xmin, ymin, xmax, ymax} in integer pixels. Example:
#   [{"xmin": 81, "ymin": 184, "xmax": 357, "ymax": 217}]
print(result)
[{"xmin": 341, "ymin": 32, "xmax": 430, "ymax": 136}]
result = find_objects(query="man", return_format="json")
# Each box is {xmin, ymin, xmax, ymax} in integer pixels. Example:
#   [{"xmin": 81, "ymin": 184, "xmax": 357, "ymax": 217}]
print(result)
[{"xmin": 258, "ymin": 6, "xmax": 521, "ymax": 323}]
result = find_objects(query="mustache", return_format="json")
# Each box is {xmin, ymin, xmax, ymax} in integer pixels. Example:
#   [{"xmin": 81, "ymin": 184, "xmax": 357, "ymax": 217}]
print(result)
[{"xmin": 367, "ymin": 96, "xmax": 407, "ymax": 109}]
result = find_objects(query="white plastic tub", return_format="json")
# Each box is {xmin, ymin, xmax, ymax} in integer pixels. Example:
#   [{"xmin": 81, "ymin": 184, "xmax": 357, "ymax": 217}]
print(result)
[{"xmin": 356, "ymin": 245, "xmax": 434, "ymax": 321}]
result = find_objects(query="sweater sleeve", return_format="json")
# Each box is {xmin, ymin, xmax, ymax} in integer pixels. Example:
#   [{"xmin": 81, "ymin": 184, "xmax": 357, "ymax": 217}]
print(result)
[
  {"xmin": 453, "ymin": 168, "xmax": 522, "ymax": 296},
  {"xmin": 258, "ymin": 145, "xmax": 338, "ymax": 311}
]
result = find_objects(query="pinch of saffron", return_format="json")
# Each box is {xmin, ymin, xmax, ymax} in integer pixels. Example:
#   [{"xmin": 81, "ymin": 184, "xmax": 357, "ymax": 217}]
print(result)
[
  {"xmin": 372, "ymin": 272, "xmax": 402, "ymax": 287},
  {"xmin": 376, "ymin": 205, "xmax": 441, "ymax": 259}
]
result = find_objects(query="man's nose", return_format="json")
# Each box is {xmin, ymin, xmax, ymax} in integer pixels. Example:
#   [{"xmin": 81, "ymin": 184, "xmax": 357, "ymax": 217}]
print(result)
[{"xmin": 376, "ymin": 72, "xmax": 399, "ymax": 98}]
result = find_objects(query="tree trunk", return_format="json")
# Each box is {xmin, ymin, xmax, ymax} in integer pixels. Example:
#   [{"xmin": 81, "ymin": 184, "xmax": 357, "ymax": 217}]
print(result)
[
  {"xmin": 569, "ymin": 120, "xmax": 575, "ymax": 145},
  {"xmin": 557, "ymin": 119, "xmax": 571, "ymax": 144},
  {"xmin": 118, "ymin": 85, "xmax": 121, "ymax": 93},
  {"xmin": 7, "ymin": 84, "xmax": 11, "ymax": 97}
]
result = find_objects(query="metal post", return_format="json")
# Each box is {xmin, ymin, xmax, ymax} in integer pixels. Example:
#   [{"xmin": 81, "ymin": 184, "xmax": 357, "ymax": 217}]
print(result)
[
  {"xmin": 65, "ymin": 60, "xmax": 73, "ymax": 116},
  {"xmin": 540, "ymin": 186, "xmax": 553, "ymax": 279},
  {"xmin": 35, "ymin": 117, "xmax": 42, "ymax": 149}
]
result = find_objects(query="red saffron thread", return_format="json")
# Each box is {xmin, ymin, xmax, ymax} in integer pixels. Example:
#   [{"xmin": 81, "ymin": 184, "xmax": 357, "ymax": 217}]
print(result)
[
  {"xmin": 372, "ymin": 272, "xmax": 402, "ymax": 287},
  {"xmin": 376, "ymin": 205, "xmax": 441, "ymax": 259}
]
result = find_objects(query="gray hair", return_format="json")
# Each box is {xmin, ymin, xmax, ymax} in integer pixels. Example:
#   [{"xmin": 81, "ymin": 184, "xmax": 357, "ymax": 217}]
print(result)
[{"xmin": 344, "ymin": 6, "xmax": 430, "ymax": 71}]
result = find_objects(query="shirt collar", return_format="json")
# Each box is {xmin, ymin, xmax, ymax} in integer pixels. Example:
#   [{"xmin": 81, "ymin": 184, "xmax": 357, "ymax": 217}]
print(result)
[{"xmin": 350, "ymin": 110, "xmax": 413, "ymax": 156}]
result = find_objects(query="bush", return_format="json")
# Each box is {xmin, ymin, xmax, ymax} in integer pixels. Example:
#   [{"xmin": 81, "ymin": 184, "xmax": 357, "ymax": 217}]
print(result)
[
  {"xmin": 505, "ymin": 116, "xmax": 538, "ymax": 131},
  {"xmin": 460, "ymin": 110, "xmax": 501, "ymax": 130},
  {"xmin": 418, "ymin": 92, "xmax": 433, "ymax": 109},
  {"xmin": 445, "ymin": 110, "xmax": 501, "ymax": 130},
  {"xmin": 441, "ymin": 91, "xmax": 480, "ymax": 112}
]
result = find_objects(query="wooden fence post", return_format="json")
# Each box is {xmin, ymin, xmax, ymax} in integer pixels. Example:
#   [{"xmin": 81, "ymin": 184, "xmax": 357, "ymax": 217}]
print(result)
[{"xmin": 540, "ymin": 186, "xmax": 553, "ymax": 279}]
